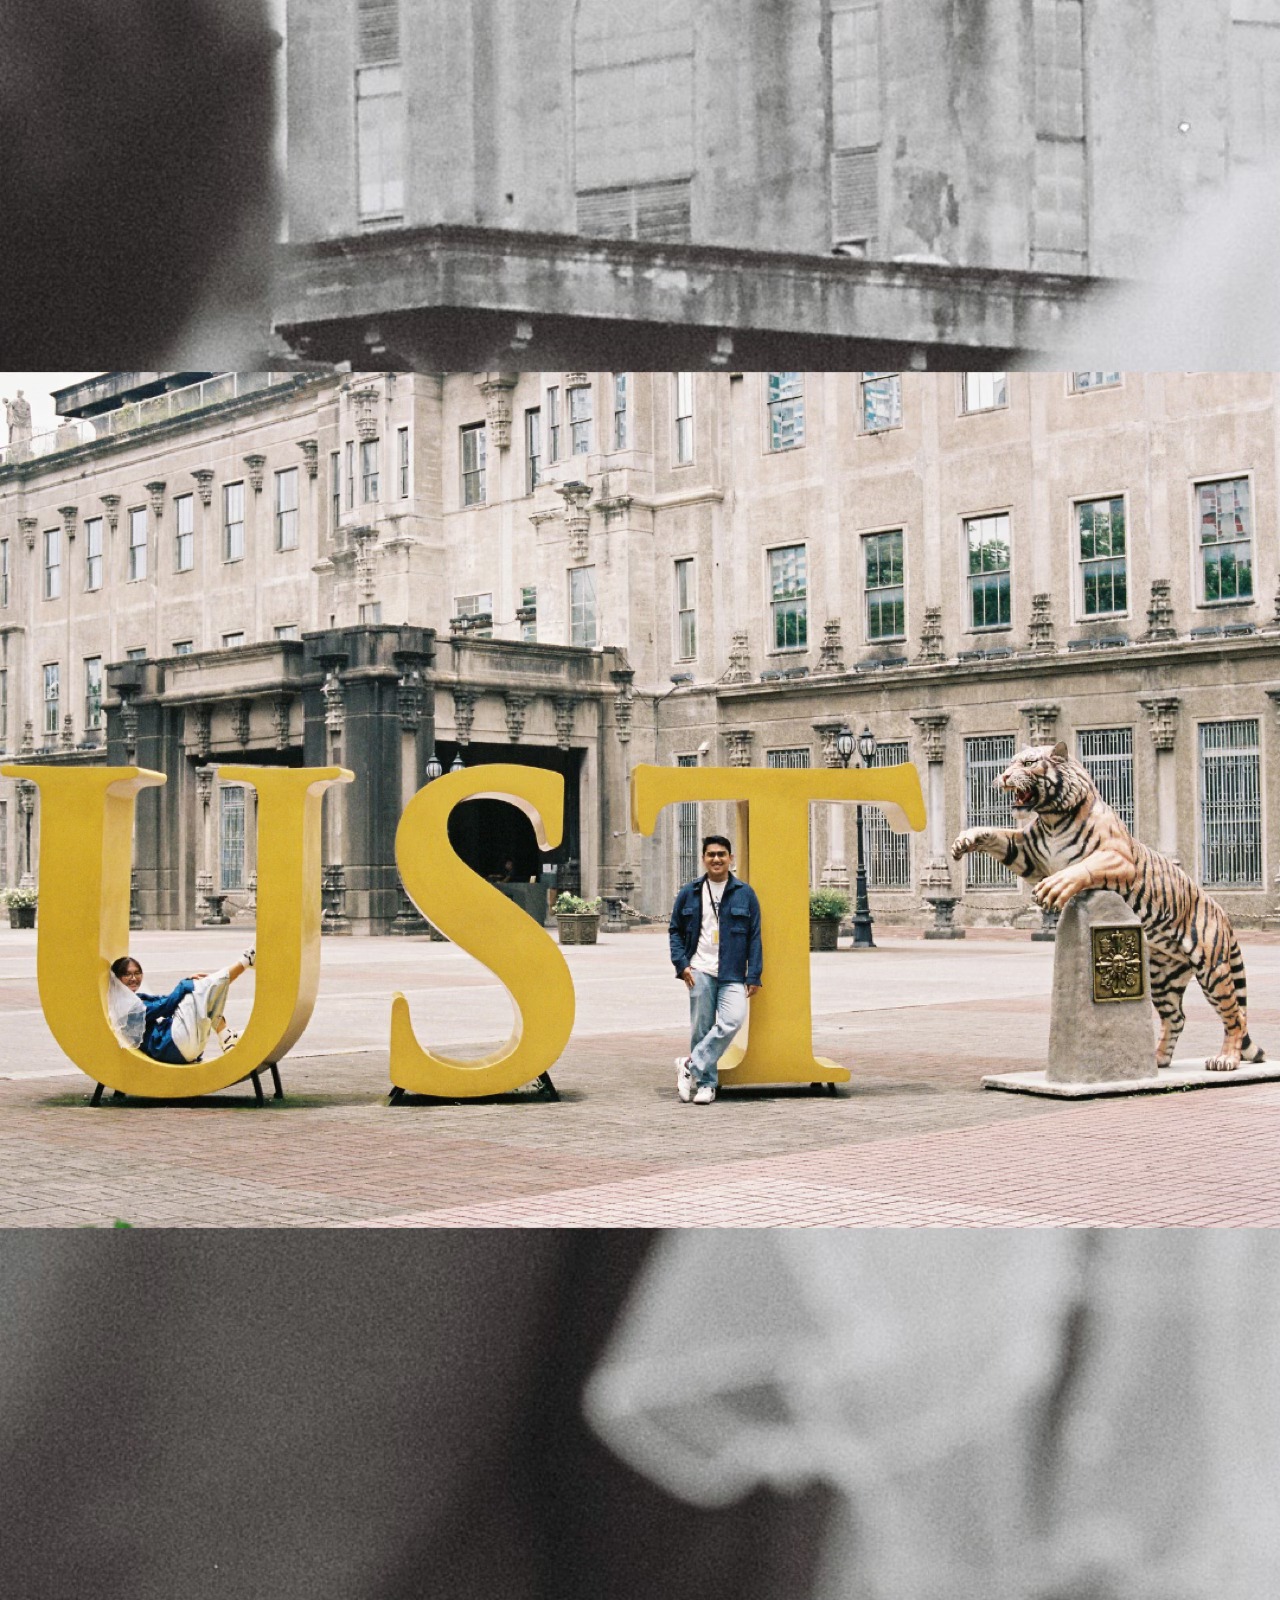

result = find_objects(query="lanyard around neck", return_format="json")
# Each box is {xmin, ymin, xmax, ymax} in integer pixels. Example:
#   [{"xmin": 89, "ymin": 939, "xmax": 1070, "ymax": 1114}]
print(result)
[{"xmin": 704, "ymin": 878, "xmax": 726, "ymax": 923}]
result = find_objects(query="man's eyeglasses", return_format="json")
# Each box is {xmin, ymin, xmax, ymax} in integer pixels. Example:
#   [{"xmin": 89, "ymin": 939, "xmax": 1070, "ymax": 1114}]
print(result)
[{"xmin": 704, "ymin": 851, "xmax": 730, "ymax": 860}]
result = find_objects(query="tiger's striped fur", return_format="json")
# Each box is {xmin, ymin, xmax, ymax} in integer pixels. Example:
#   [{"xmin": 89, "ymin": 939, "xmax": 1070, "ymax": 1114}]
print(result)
[{"xmin": 950, "ymin": 741, "xmax": 1263, "ymax": 1072}]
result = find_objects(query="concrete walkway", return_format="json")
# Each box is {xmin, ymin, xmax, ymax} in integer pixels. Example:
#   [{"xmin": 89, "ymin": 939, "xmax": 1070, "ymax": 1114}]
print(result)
[{"xmin": 2, "ymin": 925, "xmax": 1278, "ymax": 1226}]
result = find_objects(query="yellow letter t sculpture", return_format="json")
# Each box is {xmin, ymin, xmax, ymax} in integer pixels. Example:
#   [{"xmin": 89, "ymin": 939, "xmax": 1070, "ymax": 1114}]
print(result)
[{"xmin": 631, "ymin": 763, "xmax": 926, "ymax": 1086}]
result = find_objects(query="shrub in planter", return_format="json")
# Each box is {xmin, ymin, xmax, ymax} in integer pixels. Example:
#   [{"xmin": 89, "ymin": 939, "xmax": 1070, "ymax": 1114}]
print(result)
[
  {"xmin": 555, "ymin": 893, "xmax": 602, "ymax": 945},
  {"xmin": 2, "ymin": 886, "xmax": 38, "ymax": 929},
  {"xmin": 809, "ymin": 889, "xmax": 850, "ymax": 952}
]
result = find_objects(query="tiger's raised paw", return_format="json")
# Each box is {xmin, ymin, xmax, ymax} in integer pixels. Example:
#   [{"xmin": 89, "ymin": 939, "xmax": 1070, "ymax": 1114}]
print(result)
[{"xmin": 950, "ymin": 831, "xmax": 980, "ymax": 860}]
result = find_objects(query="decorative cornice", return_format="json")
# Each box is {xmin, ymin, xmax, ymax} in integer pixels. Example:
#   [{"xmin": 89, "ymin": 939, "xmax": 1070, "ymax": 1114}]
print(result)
[
  {"xmin": 725, "ymin": 728, "xmax": 755, "ymax": 767},
  {"xmin": 298, "ymin": 438, "xmax": 319, "ymax": 479},
  {"xmin": 452, "ymin": 686, "xmax": 477, "ymax": 745},
  {"xmin": 1020, "ymin": 702, "xmax": 1060, "ymax": 746},
  {"xmin": 243, "ymin": 454, "xmax": 266, "ymax": 494},
  {"xmin": 58, "ymin": 505, "xmax": 78, "ymax": 541},
  {"xmin": 478, "ymin": 373, "xmax": 518, "ymax": 451},
  {"xmin": 503, "ymin": 691, "xmax": 532, "ymax": 742},
  {"xmin": 815, "ymin": 617, "xmax": 845, "ymax": 674},
  {"xmin": 910, "ymin": 711, "xmax": 950, "ymax": 765},
  {"xmin": 191, "ymin": 469, "xmax": 214, "ymax": 507},
  {"xmin": 1139, "ymin": 695, "xmax": 1180, "ymax": 752},
  {"xmin": 351, "ymin": 387, "xmax": 380, "ymax": 441},
  {"xmin": 144, "ymin": 480, "xmax": 166, "ymax": 519}
]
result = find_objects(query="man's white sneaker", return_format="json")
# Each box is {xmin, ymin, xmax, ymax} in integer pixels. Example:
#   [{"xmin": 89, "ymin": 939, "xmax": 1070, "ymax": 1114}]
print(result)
[
  {"xmin": 693, "ymin": 1084, "xmax": 716, "ymax": 1105},
  {"xmin": 240, "ymin": 948, "xmax": 256, "ymax": 968},
  {"xmin": 219, "ymin": 1027, "xmax": 240, "ymax": 1053},
  {"xmin": 675, "ymin": 1056, "xmax": 694, "ymax": 1103}
]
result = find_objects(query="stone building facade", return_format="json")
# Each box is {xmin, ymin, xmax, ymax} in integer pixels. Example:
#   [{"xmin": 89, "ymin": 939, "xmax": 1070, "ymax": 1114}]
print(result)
[
  {"xmin": 3, "ymin": 368, "xmax": 1280, "ymax": 931},
  {"xmin": 277, "ymin": 0, "xmax": 1280, "ymax": 366}
]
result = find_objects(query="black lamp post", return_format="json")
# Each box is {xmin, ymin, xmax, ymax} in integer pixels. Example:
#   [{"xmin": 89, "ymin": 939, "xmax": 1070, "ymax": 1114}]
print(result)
[
  {"xmin": 836, "ymin": 723, "xmax": 877, "ymax": 950},
  {"xmin": 423, "ymin": 751, "xmax": 443, "ymax": 784}
]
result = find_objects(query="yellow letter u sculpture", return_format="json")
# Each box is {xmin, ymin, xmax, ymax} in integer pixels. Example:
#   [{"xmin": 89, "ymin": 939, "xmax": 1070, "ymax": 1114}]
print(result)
[
  {"xmin": 390, "ymin": 764, "xmax": 575, "ymax": 1098},
  {"xmin": 1, "ymin": 762, "xmax": 352, "ymax": 1099},
  {"xmin": 632, "ymin": 762, "xmax": 927, "ymax": 1086}
]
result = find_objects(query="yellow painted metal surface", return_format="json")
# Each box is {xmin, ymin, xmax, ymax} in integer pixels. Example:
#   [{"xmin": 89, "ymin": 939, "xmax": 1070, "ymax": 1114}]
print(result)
[
  {"xmin": 1, "ymin": 763, "xmax": 351, "ymax": 1098},
  {"xmin": 390, "ymin": 765, "xmax": 575, "ymax": 1096},
  {"xmin": 631, "ymin": 763, "xmax": 927, "ymax": 1085}
]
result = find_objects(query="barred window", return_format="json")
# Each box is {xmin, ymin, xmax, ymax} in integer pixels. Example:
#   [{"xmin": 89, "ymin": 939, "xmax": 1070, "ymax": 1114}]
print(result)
[
  {"xmin": 864, "ymin": 738, "xmax": 912, "ymax": 889},
  {"xmin": 767, "ymin": 373, "xmax": 805, "ymax": 451},
  {"xmin": 861, "ymin": 372, "xmax": 901, "ymax": 432},
  {"xmin": 43, "ymin": 662, "xmax": 60, "ymax": 738},
  {"xmin": 964, "ymin": 734, "xmax": 1018, "ymax": 888},
  {"xmin": 613, "ymin": 373, "xmax": 629, "ymax": 450},
  {"xmin": 1199, "ymin": 719, "xmax": 1262, "ymax": 888},
  {"xmin": 275, "ymin": 468, "xmax": 299, "ymax": 551},
  {"xmin": 863, "ymin": 529, "xmax": 905, "ymax": 641},
  {"xmin": 173, "ymin": 497, "xmax": 193, "ymax": 573},
  {"xmin": 127, "ymin": 507, "xmax": 148, "ymax": 582},
  {"xmin": 224, "ymin": 482, "xmax": 245, "ymax": 562},
  {"xmin": 1076, "ymin": 496, "xmax": 1127, "ymax": 616},
  {"xmin": 676, "ymin": 752, "xmax": 700, "ymax": 887},
  {"xmin": 461, "ymin": 425, "xmax": 486, "ymax": 506},
  {"xmin": 84, "ymin": 516, "xmax": 104, "ymax": 590},
  {"xmin": 569, "ymin": 385, "xmax": 593, "ymax": 456},
  {"xmin": 570, "ymin": 565, "xmax": 598, "ymax": 647},
  {"xmin": 766, "ymin": 748, "xmax": 811, "ymax": 768},
  {"xmin": 1197, "ymin": 477, "xmax": 1253, "ymax": 604},
  {"xmin": 1077, "ymin": 727, "xmax": 1135, "ymax": 833},
  {"xmin": 219, "ymin": 784, "xmax": 246, "ymax": 892},
  {"xmin": 43, "ymin": 527, "xmax": 61, "ymax": 600},
  {"xmin": 675, "ymin": 372, "xmax": 694, "ymax": 463},
  {"xmin": 526, "ymin": 409, "xmax": 541, "ymax": 492},
  {"xmin": 360, "ymin": 438, "xmax": 380, "ymax": 502},
  {"xmin": 674, "ymin": 557, "xmax": 697, "ymax": 659},
  {"xmin": 963, "ymin": 372, "xmax": 1008, "ymax": 412},
  {"xmin": 769, "ymin": 544, "xmax": 808, "ymax": 650},
  {"xmin": 966, "ymin": 512, "xmax": 1012, "ymax": 630},
  {"xmin": 84, "ymin": 656, "xmax": 103, "ymax": 732}
]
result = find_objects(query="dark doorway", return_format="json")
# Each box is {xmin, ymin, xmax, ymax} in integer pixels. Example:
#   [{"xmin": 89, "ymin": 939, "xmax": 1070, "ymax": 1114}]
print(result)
[{"xmin": 434, "ymin": 742, "xmax": 582, "ymax": 881}]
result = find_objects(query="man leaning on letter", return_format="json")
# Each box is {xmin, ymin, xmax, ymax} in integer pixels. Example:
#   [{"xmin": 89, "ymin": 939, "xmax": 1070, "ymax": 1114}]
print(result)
[{"xmin": 669, "ymin": 835, "xmax": 762, "ymax": 1105}]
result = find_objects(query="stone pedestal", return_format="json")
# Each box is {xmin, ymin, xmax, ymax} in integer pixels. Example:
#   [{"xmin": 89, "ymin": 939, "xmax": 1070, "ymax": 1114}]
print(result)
[{"xmin": 1045, "ymin": 891, "xmax": 1154, "ymax": 1083}]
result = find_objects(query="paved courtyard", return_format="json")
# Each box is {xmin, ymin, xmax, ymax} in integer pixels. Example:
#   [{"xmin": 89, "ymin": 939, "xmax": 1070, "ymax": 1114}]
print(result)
[{"xmin": 2, "ymin": 924, "xmax": 1279, "ymax": 1227}]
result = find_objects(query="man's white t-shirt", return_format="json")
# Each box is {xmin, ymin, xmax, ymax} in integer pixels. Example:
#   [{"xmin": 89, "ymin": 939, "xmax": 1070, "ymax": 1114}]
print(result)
[{"xmin": 690, "ymin": 878, "xmax": 727, "ymax": 976}]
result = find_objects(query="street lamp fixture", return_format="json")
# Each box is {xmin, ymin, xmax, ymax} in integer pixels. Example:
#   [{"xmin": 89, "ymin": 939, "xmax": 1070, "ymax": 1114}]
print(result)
[
  {"xmin": 836, "ymin": 723, "xmax": 877, "ymax": 950},
  {"xmin": 423, "ymin": 751, "xmax": 444, "ymax": 784},
  {"xmin": 449, "ymin": 752, "xmax": 466, "ymax": 774}
]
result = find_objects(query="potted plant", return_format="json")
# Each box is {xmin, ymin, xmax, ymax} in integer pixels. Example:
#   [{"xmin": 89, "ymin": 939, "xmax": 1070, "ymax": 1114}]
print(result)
[
  {"xmin": 555, "ymin": 893, "xmax": 602, "ymax": 945},
  {"xmin": 809, "ymin": 889, "xmax": 850, "ymax": 951},
  {"xmin": 2, "ymin": 885, "xmax": 37, "ymax": 929}
]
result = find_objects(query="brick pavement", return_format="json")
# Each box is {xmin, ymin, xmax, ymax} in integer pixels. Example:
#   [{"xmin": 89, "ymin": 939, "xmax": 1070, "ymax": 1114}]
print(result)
[{"xmin": 2, "ymin": 925, "xmax": 1278, "ymax": 1226}]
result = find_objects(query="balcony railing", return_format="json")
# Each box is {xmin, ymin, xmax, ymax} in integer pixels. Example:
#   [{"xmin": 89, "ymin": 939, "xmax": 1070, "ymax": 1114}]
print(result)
[{"xmin": 1, "ymin": 373, "xmax": 297, "ymax": 470}]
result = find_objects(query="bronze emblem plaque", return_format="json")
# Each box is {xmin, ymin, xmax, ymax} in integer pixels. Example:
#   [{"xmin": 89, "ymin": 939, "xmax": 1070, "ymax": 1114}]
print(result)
[{"xmin": 1091, "ymin": 925, "xmax": 1147, "ymax": 1003}]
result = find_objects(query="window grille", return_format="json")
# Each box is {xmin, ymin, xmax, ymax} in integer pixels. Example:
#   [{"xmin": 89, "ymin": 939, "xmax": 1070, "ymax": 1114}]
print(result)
[
  {"xmin": 1077, "ymin": 727, "xmax": 1135, "ymax": 833},
  {"xmin": 766, "ymin": 749, "xmax": 811, "ymax": 769},
  {"xmin": 43, "ymin": 663, "xmax": 60, "ymax": 738},
  {"xmin": 861, "ymin": 372, "xmax": 901, "ymax": 431},
  {"xmin": 85, "ymin": 517, "xmax": 104, "ymax": 589},
  {"xmin": 360, "ymin": 438, "xmax": 380, "ymax": 502},
  {"xmin": 219, "ymin": 785, "xmax": 246, "ymax": 891},
  {"xmin": 767, "ymin": 373, "xmax": 805, "ymax": 451},
  {"xmin": 966, "ymin": 513, "xmax": 1012, "ymax": 629},
  {"xmin": 577, "ymin": 180, "xmax": 693, "ymax": 243},
  {"xmin": 461, "ymin": 425, "xmax": 486, "ymax": 505},
  {"xmin": 1197, "ymin": 477, "xmax": 1253, "ymax": 603},
  {"xmin": 675, "ymin": 557, "xmax": 696, "ymax": 659},
  {"xmin": 84, "ymin": 657, "xmax": 103, "ymax": 732},
  {"xmin": 769, "ymin": 545, "xmax": 808, "ymax": 649},
  {"xmin": 964, "ymin": 735, "xmax": 1018, "ymax": 888},
  {"xmin": 963, "ymin": 372, "xmax": 1008, "ymax": 412},
  {"xmin": 43, "ymin": 528, "xmax": 61, "ymax": 599},
  {"xmin": 224, "ymin": 482, "xmax": 245, "ymax": 562},
  {"xmin": 128, "ymin": 507, "xmax": 148, "ymax": 581},
  {"xmin": 570, "ymin": 566, "xmax": 598, "ymax": 647},
  {"xmin": 863, "ymin": 739, "xmax": 912, "ymax": 889},
  {"xmin": 676, "ymin": 753, "xmax": 700, "ymax": 887},
  {"xmin": 1199, "ymin": 719, "xmax": 1263, "ymax": 887},
  {"xmin": 1077, "ymin": 496, "xmax": 1127, "ymax": 616},
  {"xmin": 173, "ymin": 498, "xmax": 193, "ymax": 573},
  {"xmin": 675, "ymin": 373, "xmax": 694, "ymax": 463},
  {"xmin": 275, "ymin": 468, "xmax": 299, "ymax": 550},
  {"xmin": 863, "ymin": 530, "xmax": 905, "ymax": 640},
  {"xmin": 526, "ymin": 409, "xmax": 541, "ymax": 492}
]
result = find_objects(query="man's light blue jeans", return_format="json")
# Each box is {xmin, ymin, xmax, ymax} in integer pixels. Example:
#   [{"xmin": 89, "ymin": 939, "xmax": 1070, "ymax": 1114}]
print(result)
[{"xmin": 687, "ymin": 971, "xmax": 749, "ymax": 1089}]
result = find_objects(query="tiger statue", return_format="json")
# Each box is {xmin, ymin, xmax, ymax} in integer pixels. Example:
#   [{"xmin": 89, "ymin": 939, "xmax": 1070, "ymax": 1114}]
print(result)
[{"xmin": 950, "ymin": 741, "xmax": 1263, "ymax": 1073}]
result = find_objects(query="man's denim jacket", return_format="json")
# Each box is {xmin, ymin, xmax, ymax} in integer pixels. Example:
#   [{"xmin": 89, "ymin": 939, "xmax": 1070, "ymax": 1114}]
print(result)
[{"xmin": 668, "ymin": 874, "xmax": 763, "ymax": 986}]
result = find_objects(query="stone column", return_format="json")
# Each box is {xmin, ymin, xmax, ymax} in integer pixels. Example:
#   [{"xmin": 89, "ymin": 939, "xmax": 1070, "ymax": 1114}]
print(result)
[
  {"xmin": 194, "ymin": 763, "xmax": 227, "ymax": 925},
  {"xmin": 1140, "ymin": 695, "xmax": 1181, "ymax": 864},
  {"xmin": 392, "ymin": 666, "xmax": 428, "ymax": 933},
  {"xmin": 812, "ymin": 718, "xmax": 849, "ymax": 890},
  {"xmin": 911, "ymin": 711, "xmax": 964, "ymax": 939}
]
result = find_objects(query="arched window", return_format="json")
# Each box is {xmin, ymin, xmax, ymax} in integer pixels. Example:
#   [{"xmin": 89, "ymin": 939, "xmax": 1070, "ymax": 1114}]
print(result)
[{"xmin": 573, "ymin": 0, "xmax": 694, "ymax": 242}]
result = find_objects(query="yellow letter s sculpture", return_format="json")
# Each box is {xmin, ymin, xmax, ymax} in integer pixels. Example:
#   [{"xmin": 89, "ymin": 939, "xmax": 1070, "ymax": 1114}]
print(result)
[
  {"xmin": 1, "ymin": 763, "xmax": 352, "ymax": 1098},
  {"xmin": 632, "ymin": 763, "xmax": 927, "ymax": 1086},
  {"xmin": 390, "ymin": 765, "xmax": 574, "ymax": 1097}
]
